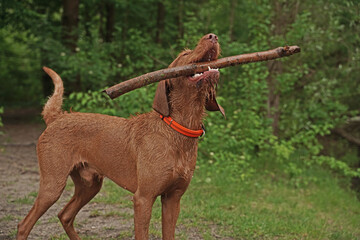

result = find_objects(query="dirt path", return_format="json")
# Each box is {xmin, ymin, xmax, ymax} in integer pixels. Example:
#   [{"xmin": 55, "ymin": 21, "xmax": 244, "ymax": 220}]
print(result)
[{"xmin": 0, "ymin": 122, "xmax": 138, "ymax": 240}]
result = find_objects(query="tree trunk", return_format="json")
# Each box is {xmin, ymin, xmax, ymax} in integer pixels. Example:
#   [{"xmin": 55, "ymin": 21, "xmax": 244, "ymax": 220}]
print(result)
[
  {"xmin": 120, "ymin": 0, "xmax": 128, "ymax": 59},
  {"xmin": 62, "ymin": 0, "xmax": 79, "ymax": 52},
  {"xmin": 266, "ymin": 0, "xmax": 299, "ymax": 136},
  {"xmin": 36, "ymin": 6, "xmax": 52, "ymax": 97},
  {"xmin": 333, "ymin": 125, "xmax": 360, "ymax": 199},
  {"xmin": 99, "ymin": 2, "xmax": 104, "ymax": 41},
  {"xmin": 354, "ymin": 146, "xmax": 360, "ymax": 199},
  {"xmin": 266, "ymin": 61, "xmax": 282, "ymax": 136},
  {"xmin": 105, "ymin": 1, "xmax": 115, "ymax": 43},
  {"xmin": 83, "ymin": 3, "xmax": 92, "ymax": 38},
  {"xmin": 155, "ymin": 1, "xmax": 165, "ymax": 44},
  {"xmin": 176, "ymin": 0, "xmax": 184, "ymax": 39},
  {"xmin": 61, "ymin": 0, "xmax": 81, "ymax": 92},
  {"xmin": 229, "ymin": 0, "xmax": 237, "ymax": 42}
]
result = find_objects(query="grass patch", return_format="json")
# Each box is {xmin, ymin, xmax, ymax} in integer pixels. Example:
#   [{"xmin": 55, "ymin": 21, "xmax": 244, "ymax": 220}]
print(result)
[
  {"xmin": 11, "ymin": 191, "xmax": 37, "ymax": 205},
  {"xmin": 50, "ymin": 233, "xmax": 101, "ymax": 240},
  {"xmin": 8, "ymin": 229, "xmax": 18, "ymax": 239},
  {"xmin": 89, "ymin": 209, "xmax": 101, "ymax": 218},
  {"xmin": 65, "ymin": 178, "xmax": 74, "ymax": 191},
  {"xmin": 0, "ymin": 215, "xmax": 16, "ymax": 222},
  {"xmin": 104, "ymin": 226, "xmax": 115, "ymax": 230},
  {"xmin": 48, "ymin": 216, "xmax": 60, "ymax": 223},
  {"xmin": 177, "ymin": 166, "xmax": 360, "ymax": 239},
  {"xmin": 92, "ymin": 180, "xmax": 133, "ymax": 207},
  {"xmin": 116, "ymin": 230, "xmax": 133, "ymax": 239}
]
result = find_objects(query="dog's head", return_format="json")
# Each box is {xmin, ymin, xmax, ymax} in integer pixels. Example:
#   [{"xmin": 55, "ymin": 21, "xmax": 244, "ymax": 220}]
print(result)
[{"xmin": 153, "ymin": 33, "xmax": 225, "ymax": 117}]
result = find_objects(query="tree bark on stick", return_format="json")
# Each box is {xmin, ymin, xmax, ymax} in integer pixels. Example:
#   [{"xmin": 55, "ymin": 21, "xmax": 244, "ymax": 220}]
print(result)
[{"xmin": 104, "ymin": 45, "xmax": 301, "ymax": 99}]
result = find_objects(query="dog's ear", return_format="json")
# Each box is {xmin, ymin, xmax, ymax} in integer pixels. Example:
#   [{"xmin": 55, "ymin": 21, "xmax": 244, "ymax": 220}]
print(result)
[
  {"xmin": 153, "ymin": 80, "xmax": 171, "ymax": 116},
  {"xmin": 206, "ymin": 94, "xmax": 225, "ymax": 118}
]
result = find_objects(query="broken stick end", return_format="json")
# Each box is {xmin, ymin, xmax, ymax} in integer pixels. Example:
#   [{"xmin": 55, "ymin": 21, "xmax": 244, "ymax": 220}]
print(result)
[
  {"xmin": 277, "ymin": 45, "xmax": 301, "ymax": 57},
  {"xmin": 102, "ymin": 89, "xmax": 115, "ymax": 100},
  {"xmin": 289, "ymin": 45, "xmax": 301, "ymax": 54}
]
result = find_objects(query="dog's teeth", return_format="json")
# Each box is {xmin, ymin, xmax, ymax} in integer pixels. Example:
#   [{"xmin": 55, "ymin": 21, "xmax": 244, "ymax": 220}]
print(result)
[
  {"xmin": 207, "ymin": 67, "xmax": 219, "ymax": 71},
  {"xmin": 208, "ymin": 66, "xmax": 211, "ymax": 71},
  {"xmin": 192, "ymin": 73, "xmax": 203, "ymax": 78}
]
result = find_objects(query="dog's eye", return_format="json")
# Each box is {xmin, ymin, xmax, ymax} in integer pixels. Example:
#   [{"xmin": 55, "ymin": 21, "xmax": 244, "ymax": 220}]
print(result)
[{"xmin": 180, "ymin": 50, "xmax": 192, "ymax": 57}]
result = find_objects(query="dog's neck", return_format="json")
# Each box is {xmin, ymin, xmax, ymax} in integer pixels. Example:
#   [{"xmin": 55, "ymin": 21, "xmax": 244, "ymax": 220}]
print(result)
[{"xmin": 169, "ymin": 86, "xmax": 206, "ymax": 130}]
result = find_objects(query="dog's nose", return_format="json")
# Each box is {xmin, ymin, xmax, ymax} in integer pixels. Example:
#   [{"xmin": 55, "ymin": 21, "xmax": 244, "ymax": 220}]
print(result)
[{"xmin": 207, "ymin": 33, "xmax": 218, "ymax": 43}]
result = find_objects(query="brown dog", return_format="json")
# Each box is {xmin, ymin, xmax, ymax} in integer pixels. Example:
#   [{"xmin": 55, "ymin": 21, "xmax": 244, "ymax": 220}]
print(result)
[{"xmin": 17, "ymin": 33, "xmax": 224, "ymax": 240}]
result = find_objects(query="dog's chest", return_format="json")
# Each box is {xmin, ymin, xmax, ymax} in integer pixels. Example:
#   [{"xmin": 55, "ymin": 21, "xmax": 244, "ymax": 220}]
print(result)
[{"xmin": 172, "ymin": 143, "xmax": 198, "ymax": 182}]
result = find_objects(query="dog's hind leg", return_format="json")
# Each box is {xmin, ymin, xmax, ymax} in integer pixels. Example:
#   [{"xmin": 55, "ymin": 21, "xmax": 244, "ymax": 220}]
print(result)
[
  {"xmin": 58, "ymin": 165, "xmax": 103, "ymax": 240},
  {"xmin": 17, "ymin": 175, "xmax": 67, "ymax": 239}
]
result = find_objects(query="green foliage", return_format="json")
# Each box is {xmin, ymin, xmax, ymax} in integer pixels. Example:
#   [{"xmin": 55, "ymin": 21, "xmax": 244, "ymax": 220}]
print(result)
[
  {"xmin": 197, "ymin": 0, "xmax": 360, "ymax": 186},
  {"xmin": 66, "ymin": 91, "xmax": 118, "ymax": 116},
  {"xmin": 65, "ymin": 85, "xmax": 155, "ymax": 117},
  {"xmin": 0, "ymin": 27, "xmax": 42, "ymax": 107}
]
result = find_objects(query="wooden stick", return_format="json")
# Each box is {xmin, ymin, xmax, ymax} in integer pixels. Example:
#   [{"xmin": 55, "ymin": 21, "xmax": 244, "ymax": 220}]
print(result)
[{"xmin": 104, "ymin": 45, "xmax": 300, "ymax": 99}]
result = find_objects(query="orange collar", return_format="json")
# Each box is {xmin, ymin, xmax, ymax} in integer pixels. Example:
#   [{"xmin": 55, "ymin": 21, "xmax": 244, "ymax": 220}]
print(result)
[{"xmin": 160, "ymin": 115, "xmax": 205, "ymax": 138}]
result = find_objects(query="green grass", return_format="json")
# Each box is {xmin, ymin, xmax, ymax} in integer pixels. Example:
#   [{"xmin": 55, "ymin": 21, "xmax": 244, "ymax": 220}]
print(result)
[
  {"xmin": 177, "ymin": 166, "xmax": 360, "ymax": 239},
  {"xmin": 11, "ymin": 191, "xmax": 37, "ymax": 205},
  {"xmin": 93, "ymin": 165, "xmax": 360, "ymax": 239},
  {"xmin": 116, "ymin": 230, "xmax": 134, "ymax": 239},
  {"xmin": 0, "ymin": 215, "xmax": 16, "ymax": 222},
  {"xmin": 8, "ymin": 229, "xmax": 18, "ymax": 239},
  {"xmin": 92, "ymin": 180, "xmax": 133, "ymax": 207}
]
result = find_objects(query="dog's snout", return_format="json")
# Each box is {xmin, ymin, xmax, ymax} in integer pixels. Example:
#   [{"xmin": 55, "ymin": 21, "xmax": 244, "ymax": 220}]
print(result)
[{"xmin": 207, "ymin": 33, "xmax": 218, "ymax": 43}]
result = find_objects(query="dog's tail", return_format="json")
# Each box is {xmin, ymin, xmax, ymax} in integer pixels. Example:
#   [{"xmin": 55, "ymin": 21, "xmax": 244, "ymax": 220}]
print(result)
[{"xmin": 42, "ymin": 67, "xmax": 64, "ymax": 125}]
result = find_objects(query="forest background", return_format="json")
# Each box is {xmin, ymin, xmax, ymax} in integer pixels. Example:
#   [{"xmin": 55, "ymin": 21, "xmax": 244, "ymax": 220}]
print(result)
[{"xmin": 1, "ymin": 0, "xmax": 360, "ymax": 239}]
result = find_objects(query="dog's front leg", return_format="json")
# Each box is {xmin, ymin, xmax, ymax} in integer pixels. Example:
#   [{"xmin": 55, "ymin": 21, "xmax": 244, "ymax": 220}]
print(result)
[
  {"xmin": 161, "ymin": 188, "xmax": 186, "ymax": 240},
  {"xmin": 133, "ymin": 192, "xmax": 156, "ymax": 239}
]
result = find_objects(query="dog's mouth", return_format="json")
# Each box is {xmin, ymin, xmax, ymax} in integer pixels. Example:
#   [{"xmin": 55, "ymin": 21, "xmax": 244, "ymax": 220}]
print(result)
[
  {"xmin": 188, "ymin": 66, "xmax": 219, "ymax": 84},
  {"xmin": 188, "ymin": 47, "xmax": 220, "ymax": 84}
]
